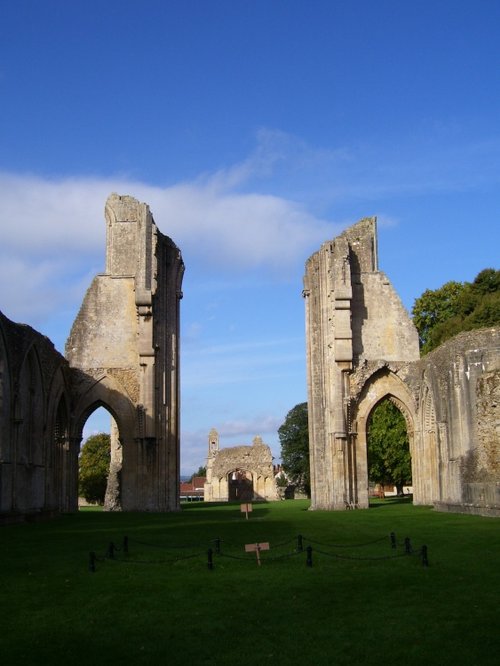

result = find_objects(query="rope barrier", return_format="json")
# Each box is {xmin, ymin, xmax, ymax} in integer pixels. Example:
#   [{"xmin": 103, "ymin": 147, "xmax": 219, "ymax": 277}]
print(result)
[{"xmin": 87, "ymin": 533, "xmax": 429, "ymax": 572}]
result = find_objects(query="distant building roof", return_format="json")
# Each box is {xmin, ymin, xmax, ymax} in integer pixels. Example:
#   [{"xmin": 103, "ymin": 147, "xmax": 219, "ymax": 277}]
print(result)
[{"xmin": 180, "ymin": 476, "xmax": 206, "ymax": 495}]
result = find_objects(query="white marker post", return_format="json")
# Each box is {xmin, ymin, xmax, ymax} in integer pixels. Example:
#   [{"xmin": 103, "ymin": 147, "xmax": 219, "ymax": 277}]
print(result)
[{"xmin": 240, "ymin": 502, "xmax": 253, "ymax": 520}]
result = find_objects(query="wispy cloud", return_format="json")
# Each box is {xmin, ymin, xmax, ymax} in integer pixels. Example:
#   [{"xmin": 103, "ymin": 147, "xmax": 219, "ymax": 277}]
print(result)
[
  {"xmin": 0, "ymin": 138, "xmax": 340, "ymax": 324},
  {"xmin": 182, "ymin": 335, "xmax": 305, "ymax": 389},
  {"xmin": 2, "ymin": 125, "xmax": 498, "ymax": 328}
]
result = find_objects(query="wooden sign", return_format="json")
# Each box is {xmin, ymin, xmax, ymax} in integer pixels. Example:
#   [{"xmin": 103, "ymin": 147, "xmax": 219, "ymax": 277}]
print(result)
[
  {"xmin": 245, "ymin": 542, "xmax": 270, "ymax": 566},
  {"xmin": 240, "ymin": 502, "xmax": 253, "ymax": 519}
]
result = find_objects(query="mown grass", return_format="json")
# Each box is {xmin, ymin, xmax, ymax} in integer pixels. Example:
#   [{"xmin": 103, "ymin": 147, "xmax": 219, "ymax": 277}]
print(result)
[{"xmin": 1, "ymin": 499, "xmax": 499, "ymax": 665}]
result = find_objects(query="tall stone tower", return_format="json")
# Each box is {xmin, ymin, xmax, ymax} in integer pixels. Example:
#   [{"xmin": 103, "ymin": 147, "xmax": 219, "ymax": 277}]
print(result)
[
  {"xmin": 303, "ymin": 217, "xmax": 420, "ymax": 510},
  {"xmin": 66, "ymin": 194, "xmax": 184, "ymax": 511}
]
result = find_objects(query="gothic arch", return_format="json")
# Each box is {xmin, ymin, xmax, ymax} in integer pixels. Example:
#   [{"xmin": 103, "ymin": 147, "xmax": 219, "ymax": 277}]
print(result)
[
  {"xmin": 14, "ymin": 344, "xmax": 45, "ymax": 511},
  {"xmin": 352, "ymin": 369, "xmax": 418, "ymax": 508},
  {"xmin": 72, "ymin": 374, "xmax": 136, "ymax": 443},
  {"xmin": 71, "ymin": 373, "xmax": 140, "ymax": 511}
]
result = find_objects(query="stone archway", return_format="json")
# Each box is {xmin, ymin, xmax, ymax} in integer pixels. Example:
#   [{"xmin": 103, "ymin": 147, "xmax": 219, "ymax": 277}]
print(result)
[
  {"xmin": 305, "ymin": 215, "xmax": 499, "ymax": 516},
  {"xmin": 66, "ymin": 194, "xmax": 184, "ymax": 512},
  {"xmin": 228, "ymin": 469, "xmax": 254, "ymax": 501},
  {"xmin": 71, "ymin": 373, "xmax": 137, "ymax": 511},
  {"xmin": 304, "ymin": 217, "xmax": 422, "ymax": 511},
  {"xmin": 351, "ymin": 369, "xmax": 417, "ymax": 508}
]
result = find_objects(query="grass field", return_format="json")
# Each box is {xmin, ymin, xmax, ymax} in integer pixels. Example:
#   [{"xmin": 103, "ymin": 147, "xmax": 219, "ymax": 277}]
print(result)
[{"xmin": 1, "ymin": 499, "xmax": 499, "ymax": 665}]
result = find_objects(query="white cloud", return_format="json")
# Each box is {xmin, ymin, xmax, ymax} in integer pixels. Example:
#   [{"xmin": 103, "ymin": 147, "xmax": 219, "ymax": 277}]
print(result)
[
  {"xmin": 0, "ymin": 254, "xmax": 93, "ymax": 323},
  {"xmin": 0, "ymin": 147, "xmax": 340, "ymax": 323},
  {"xmin": 5, "ymin": 125, "xmax": 494, "ymax": 327}
]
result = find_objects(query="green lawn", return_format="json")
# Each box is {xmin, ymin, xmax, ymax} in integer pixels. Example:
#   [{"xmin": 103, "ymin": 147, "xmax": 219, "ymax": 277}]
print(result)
[{"xmin": 1, "ymin": 500, "xmax": 498, "ymax": 665}]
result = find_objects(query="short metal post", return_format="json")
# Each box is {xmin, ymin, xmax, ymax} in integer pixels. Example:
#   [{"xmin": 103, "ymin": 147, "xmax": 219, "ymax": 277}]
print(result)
[
  {"xmin": 404, "ymin": 537, "xmax": 412, "ymax": 555},
  {"xmin": 297, "ymin": 534, "xmax": 303, "ymax": 552},
  {"xmin": 214, "ymin": 538, "xmax": 221, "ymax": 555},
  {"xmin": 107, "ymin": 542, "xmax": 115, "ymax": 559},
  {"xmin": 306, "ymin": 545, "xmax": 313, "ymax": 567},
  {"xmin": 208, "ymin": 548, "xmax": 214, "ymax": 570},
  {"xmin": 390, "ymin": 532, "xmax": 396, "ymax": 549}
]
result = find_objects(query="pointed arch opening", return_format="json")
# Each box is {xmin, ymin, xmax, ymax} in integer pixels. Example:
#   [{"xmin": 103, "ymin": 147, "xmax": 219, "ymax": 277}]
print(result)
[
  {"xmin": 352, "ymin": 368, "xmax": 417, "ymax": 508},
  {"xmin": 14, "ymin": 346, "xmax": 45, "ymax": 512},
  {"xmin": 78, "ymin": 405, "xmax": 120, "ymax": 510},
  {"xmin": 366, "ymin": 396, "xmax": 413, "ymax": 500}
]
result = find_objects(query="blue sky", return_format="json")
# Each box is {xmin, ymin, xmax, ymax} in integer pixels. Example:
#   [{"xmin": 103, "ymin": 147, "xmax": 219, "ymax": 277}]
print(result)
[{"xmin": 1, "ymin": 1, "xmax": 499, "ymax": 475}]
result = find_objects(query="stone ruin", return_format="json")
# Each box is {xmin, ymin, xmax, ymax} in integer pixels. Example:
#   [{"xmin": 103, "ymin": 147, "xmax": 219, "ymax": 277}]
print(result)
[
  {"xmin": 0, "ymin": 199, "xmax": 498, "ymax": 521},
  {"xmin": 304, "ymin": 217, "xmax": 499, "ymax": 516},
  {"xmin": 1, "ymin": 194, "xmax": 183, "ymax": 519},
  {"xmin": 204, "ymin": 428, "xmax": 278, "ymax": 502}
]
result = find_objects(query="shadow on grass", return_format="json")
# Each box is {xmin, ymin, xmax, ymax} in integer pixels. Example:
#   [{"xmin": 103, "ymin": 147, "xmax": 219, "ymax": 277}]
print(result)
[{"xmin": 369, "ymin": 495, "xmax": 414, "ymax": 509}]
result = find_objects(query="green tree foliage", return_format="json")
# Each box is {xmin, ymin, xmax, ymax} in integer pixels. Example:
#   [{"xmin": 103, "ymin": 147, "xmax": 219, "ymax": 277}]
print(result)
[
  {"xmin": 367, "ymin": 399, "xmax": 411, "ymax": 494},
  {"xmin": 412, "ymin": 281, "xmax": 464, "ymax": 353},
  {"xmin": 412, "ymin": 268, "xmax": 500, "ymax": 354},
  {"xmin": 189, "ymin": 465, "xmax": 207, "ymax": 481},
  {"xmin": 78, "ymin": 433, "xmax": 111, "ymax": 504},
  {"xmin": 278, "ymin": 402, "xmax": 310, "ymax": 496}
]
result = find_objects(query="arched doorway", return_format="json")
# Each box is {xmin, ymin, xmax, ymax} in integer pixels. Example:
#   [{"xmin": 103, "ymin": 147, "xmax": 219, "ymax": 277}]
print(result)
[
  {"xmin": 353, "ymin": 369, "xmax": 417, "ymax": 508},
  {"xmin": 78, "ymin": 406, "xmax": 114, "ymax": 509},
  {"xmin": 228, "ymin": 469, "xmax": 254, "ymax": 501},
  {"xmin": 366, "ymin": 397, "xmax": 412, "ymax": 499},
  {"xmin": 71, "ymin": 372, "xmax": 137, "ymax": 510}
]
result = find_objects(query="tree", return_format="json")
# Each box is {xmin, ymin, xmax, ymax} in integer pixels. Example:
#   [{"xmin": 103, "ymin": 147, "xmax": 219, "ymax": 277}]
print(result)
[
  {"xmin": 411, "ymin": 281, "xmax": 464, "ymax": 353},
  {"xmin": 189, "ymin": 465, "xmax": 207, "ymax": 481},
  {"xmin": 367, "ymin": 399, "xmax": 411, "ymax": 495},
  {"xmin": 412, "ymin": 269, "xmax": 500, "ymax": 354},
  {"xmin": 79, "ymin": 433, "xmax": 111, "ymax": 504},
  {"xmin": 278, "ymin": 402, "xmax": 310, "ymax": 496}
]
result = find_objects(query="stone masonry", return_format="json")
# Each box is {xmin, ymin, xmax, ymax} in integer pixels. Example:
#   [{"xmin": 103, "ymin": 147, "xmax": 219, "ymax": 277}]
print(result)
[
  {"xmin": 204, "ymin": 428, "xmax": 278, "ymax": 502},
  {"xmin": 0, "ymin": 194, "xmax": 184, "ymax": 520},
  {"xmin": 304, "ymin": 217, "xmax": 499, "ymax": 516},
  {"xmin": 66, "ymin": 194, "xmax": 184, "ymax": 511},
  {"xmin": 1, "ymin": 202, "xmax": 497, "ymax": 520}
]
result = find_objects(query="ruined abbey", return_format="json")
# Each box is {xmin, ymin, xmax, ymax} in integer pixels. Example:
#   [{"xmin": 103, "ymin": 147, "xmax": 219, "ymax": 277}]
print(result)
[
  {"xmin": 304, "ymin": 218, "xmax": 499, "ymax": 515},
  {"xmin": 0, "ymin": 197, "xmax": 498, "ymax": 521},
  {"xmin": 0, "ymin": 194, "xmax": 183, "ymax": 518},
  {"xmin": 204, "ymin": 428, "xmax": 278, "ymax": 502}
]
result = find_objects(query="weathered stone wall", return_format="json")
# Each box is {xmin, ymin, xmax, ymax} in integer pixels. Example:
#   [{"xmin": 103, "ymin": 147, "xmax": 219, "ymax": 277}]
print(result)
[
  {"xmin": 204, "ymin": 430, "xmax": 278, "ymax": 502},
  {"xmin": 1, "ymin": 193, "xmax": 184, "ymax": 520},
  {"xmin": 415, "ymin": 328, "xmax": 499, "ymax": 515},
  {"xmin": 304, "ymin": 218, "xmax": 420, "ymax": 510},
  {"xmin": 305, "ymin": 217, "xmax": 499, "ymax": 517},
  {"xmin": 67, "ymin": 194, "xmax": 184, "ymax": 512},
  {"xmin": 0, "ymin": 311, "xmax": 72, "ymax": 520}
]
